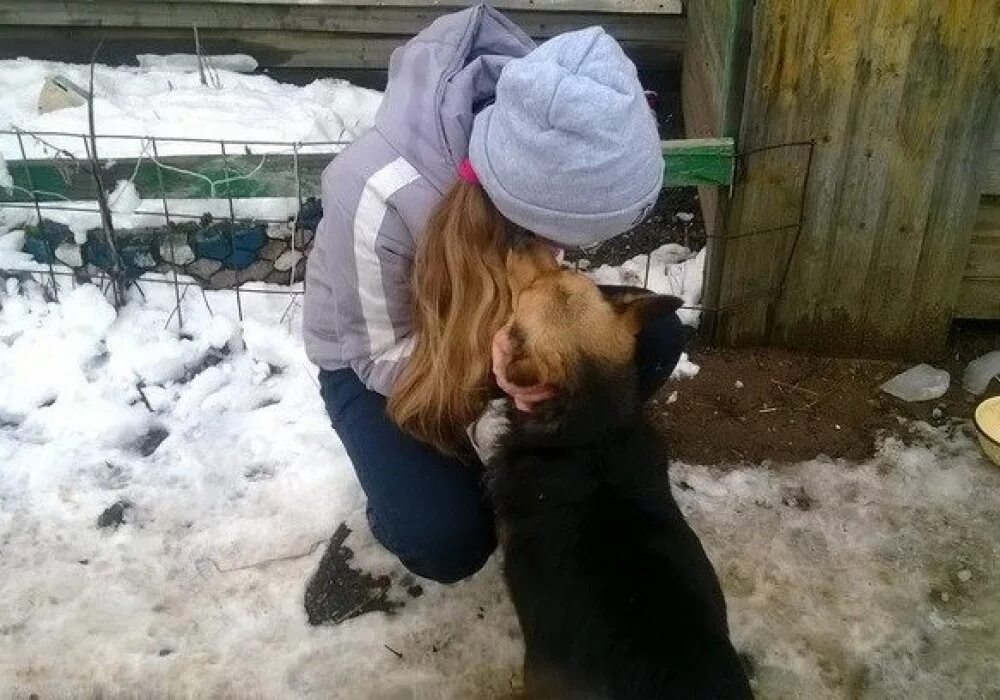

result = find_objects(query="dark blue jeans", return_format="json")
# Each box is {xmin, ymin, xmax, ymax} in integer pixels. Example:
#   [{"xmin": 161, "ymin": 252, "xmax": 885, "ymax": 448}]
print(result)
[{"xmin": 318, "ymin": 312, "xmax": 685, "ymax": 584}]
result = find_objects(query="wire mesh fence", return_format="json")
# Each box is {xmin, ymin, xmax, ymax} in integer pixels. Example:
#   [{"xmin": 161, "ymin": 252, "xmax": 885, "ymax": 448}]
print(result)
[{"xmin": 1, "ymin": 127, "xmax": 815, "ymax": 335}]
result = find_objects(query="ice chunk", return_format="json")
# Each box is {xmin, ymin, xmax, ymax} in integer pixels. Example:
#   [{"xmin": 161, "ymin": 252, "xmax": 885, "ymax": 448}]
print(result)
[
  {"xmin": 0, "ymin": 228, "xmax": 25, "ymax": 251},
  {"xmin": 670, "ymin": 352, "xmax": 701, "ymax": 380},
  {"xmin": 0, "ymin": 152, "xmax": 13, "ymax": 190},
  {"xmin": 108, "ymin": 179, "xmax": 142, "ymax": 215},
  {"xmin": 962, "ymin": 350, "xmax": 1000, "ymax": 395},
  {"xmin": 880, "ymin": 364, "xmax": 950, "ymax": 402}
]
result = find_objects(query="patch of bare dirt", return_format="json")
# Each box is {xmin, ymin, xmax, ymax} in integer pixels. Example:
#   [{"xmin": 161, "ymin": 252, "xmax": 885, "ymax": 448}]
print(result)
[
  {"xmin": 649, "ymin": 347, "xmax": 907, "ymax": 466},
  {"xmin": 651, "ymin": 328, "xmax": 1000, "ymax": 467}
]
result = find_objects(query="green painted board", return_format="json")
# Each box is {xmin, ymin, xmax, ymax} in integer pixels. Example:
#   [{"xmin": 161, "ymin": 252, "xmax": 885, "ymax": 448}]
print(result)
[
  {"xmin": 663, "ymin": 138, "xmax": 734, "ymax": 187},
  {"xmin": 1, "ymin": 137, "xmax": 734, "ymax": 204}
]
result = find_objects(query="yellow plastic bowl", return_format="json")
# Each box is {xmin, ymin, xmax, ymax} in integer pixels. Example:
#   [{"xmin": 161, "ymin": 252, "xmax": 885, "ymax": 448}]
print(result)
[{"xmin": 974, "ymin": 397, "xmax": 1000, "ymax": 467}]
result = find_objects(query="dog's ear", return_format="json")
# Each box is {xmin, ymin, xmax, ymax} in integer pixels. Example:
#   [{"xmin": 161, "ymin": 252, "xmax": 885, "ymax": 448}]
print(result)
[
  {"xmin": 598, "ymin": 284, "xmax": 654, "ymax": 304},
  {"xmin": 614, "ymin": 294, "xmax": 683, "ymax": 333}
]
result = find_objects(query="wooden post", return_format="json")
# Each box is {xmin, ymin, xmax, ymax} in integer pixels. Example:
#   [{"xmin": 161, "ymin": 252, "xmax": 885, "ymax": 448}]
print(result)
[
  {"xmin": 681, "ymin": 0, "xmax": 752, "ymax": 337},
  {"xmin": 716, "ymin": 0, "xmax": 1000, "ymax": 357}
]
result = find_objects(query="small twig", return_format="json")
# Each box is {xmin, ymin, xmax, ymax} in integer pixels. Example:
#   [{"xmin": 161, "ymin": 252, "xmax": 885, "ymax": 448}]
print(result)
[
  {"xmin": 383, "ymin": 645, "xmax": 403, "ymax": 660},
  {"xmin": 193, "ymin": 26, "xmax": 208, "ymax": 87},
  {"xmin": 758, "ymin": 407, "xmax": 779, "ymax": 414},
  {"xmin": 135, "ymin": 381, "xmax": 154, "ymax": 413},
  {"xmin": 86, "ymin": 42, "xmax": 126, "ymax": 308},
  {"xmin": 330, "ymin": 587, "xmax": 391, "ymax": 626},
  {"xmin": 11, "ymin": 126, "xmax": 82, "ymax": 162},
  {"xmin": 771, "ymin": 378, "xmax": 820, "ymax": 396},
  {"xmin": 208, "ymin": 538, "xmax": 328, "ymax": 575}
]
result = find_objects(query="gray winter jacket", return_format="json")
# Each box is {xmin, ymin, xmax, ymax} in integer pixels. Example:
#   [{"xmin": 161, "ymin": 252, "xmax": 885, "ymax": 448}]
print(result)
[{"xmin": 303, "ymin": 5, "xmax": 535, "ymax": 395}]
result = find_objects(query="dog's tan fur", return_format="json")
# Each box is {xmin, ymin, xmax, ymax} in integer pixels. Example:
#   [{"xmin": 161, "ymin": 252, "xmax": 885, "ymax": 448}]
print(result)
[{"xmin": 501, "ymin": 242, "xmax": 660, "ymax": 393}]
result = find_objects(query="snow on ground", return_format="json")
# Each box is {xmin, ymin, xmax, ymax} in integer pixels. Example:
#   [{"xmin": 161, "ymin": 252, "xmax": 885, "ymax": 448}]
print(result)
[
  {"xmin": 0, "ymin": 58, "xmax": 383, "ymax": 159},
  {"xmin": 1, "ymin": 276, "xmax": 998, "ymax": 699},
  {"xmin": 590, "ymin": 243, "xmax": 706, "ymax": 327},
  {"xmin": 1, "ymin": 57, "xmax": 997, "ymax": 698}
]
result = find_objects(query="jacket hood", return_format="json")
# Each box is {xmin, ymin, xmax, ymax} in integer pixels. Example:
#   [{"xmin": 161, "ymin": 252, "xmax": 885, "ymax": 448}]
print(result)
[{"xmin": 374, "ymin": 5, "xmax": 535, "ymax": 194}]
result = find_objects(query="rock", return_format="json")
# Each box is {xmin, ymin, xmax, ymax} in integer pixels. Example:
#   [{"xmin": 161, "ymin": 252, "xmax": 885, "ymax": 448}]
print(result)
[
  {"xmin": 880, "ymin": 364, "xmax": 950, "ymax": 402},
  {"xmin": 296, "ymin": 197, "xmax": 323, "ymax": 232},
  {"xmin": 259, "ymin": 239, "xmax": 286, "ymax": 262},
  {"xmin": 265, "ymin": 270, "xmax": 290, "ymax": 285},
  {"xmin": 274, "ymin": 250, "xmax": 303, "ymax": 272},
  {"xmin": 122, "ymin": 249, "xmax": 157, "ymax": 270},
  {"xmin": 294, "ymin": 227, "xmax": 315, "ymax": 249},
  {"xmin": 266, "ymin": 222, "xmax": 294, "ymax": 240},
  {"xmin": 207, "ymin": 268, "xmax": 238, "ymax": 290},
  {"xmin": 222, "ymin": 247, "xmax": 257, "ymax": 270},
  {"xmin": 957, "ymin": 569, "xmax": 972, "ymax": 582},
  {"xmin": 55, "ymin": 243, "xmax": 83, "ymax": 268},
  {"xmin": 962, "ymin": 350, "xmax": 1000, "ymax": 395},
  {"xmin": 232, "ymin": 224, "xmax": 266, "ymax": 253},
  {"xmin": 37, "ymin": 76, "xmax": 87, "ymax": 114},
  {"xmin": 97, "ymin": 499, "xmax": 133, "ymax": 530},
  {"xmin": 186, "ymin": 258, "xmax": 222, "ymax": 280},
  {"xmin": 192, "ymin": 226, "xmax": 233, "ymax": 262},
  {"xmin": 160, "ymin": 240, "xmax": 195, "ymax": 265},
  {"xmin": 133, "ymin": 426, "xmax": 169, "ymax": 457},
  {"xmin": 237, "ymin": 260, "xmax": 272, "ymax": 284},
  {"xmin": 674, "ymin": 211, "xmax": 695, "ymax": 223}
]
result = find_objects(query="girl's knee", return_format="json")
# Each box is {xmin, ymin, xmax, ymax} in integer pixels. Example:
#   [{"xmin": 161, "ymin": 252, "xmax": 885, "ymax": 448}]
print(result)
[{"xmin": 368, "ymin": 506, "xmax": 496, "ymax": 584}]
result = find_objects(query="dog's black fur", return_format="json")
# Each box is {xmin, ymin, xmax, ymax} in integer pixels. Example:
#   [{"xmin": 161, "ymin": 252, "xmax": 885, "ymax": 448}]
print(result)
[{"xmin": 487, "ymin": 355, "xmax": 753, "ymax": 699}]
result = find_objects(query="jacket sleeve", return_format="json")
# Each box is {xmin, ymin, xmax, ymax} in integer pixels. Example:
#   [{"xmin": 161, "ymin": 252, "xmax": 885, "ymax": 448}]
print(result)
[{"xmin": 347, "ymin": 203, "xmax": 417, "ymax": 396}]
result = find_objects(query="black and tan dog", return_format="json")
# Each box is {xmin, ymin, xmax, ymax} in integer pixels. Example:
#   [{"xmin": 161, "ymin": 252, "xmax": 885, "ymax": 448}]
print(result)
[{"xmin": 485, "ymin": 247, "xmax": 752, "ymax": 699}]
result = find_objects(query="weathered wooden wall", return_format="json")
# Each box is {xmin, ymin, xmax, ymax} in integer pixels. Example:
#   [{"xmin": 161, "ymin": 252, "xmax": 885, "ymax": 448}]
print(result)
[
  {"xmin": 0, "ymin": 0, "xmax": 684, "ymax": 72},
  {"xmin": 957, "ymin": 196, "xmax": 1000, "ymax": 319},
  {"xmin": 681, "ymin": 0, "xmax": 749, "ymax": 333},
  {"xmin": 715, "ymin": 0, "xmax": 1000, "ymax": 357},
  {"xmin": 956, "ymin": 129, "xmax": 1000, "ymax": 319}
]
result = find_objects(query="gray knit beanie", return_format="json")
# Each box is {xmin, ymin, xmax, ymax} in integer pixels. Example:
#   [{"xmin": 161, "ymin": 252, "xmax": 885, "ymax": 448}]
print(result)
[{"xmin": 468, "ymin": 26, "xmax": 662, "ymax": 247}]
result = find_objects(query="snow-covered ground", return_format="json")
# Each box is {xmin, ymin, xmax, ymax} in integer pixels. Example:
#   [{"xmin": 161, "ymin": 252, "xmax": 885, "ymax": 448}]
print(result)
[
  {"xmin": 2, "ymin": 57, "xmax": 999, "ymax": 699},
  {"xmin": 1, "ymin": 275, "xmax": 998, "ymax": 699},
  {"xmin": 0, "ymin": 58, "xmax": 382, "ymax": 158}
]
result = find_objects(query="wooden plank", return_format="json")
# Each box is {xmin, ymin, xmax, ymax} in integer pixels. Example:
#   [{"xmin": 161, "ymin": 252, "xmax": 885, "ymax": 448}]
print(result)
[
  {"xmin": 955, "ymin": 279, "xmax": 1000, "ymax": 319},
  {"xmin": 681, "ymin": 0, "xmax": 751, "ymax": 337},
  {"xmin": 663, "ymin": 138, "xmax": 734, "ymax": 186},
  {"xmin": 0, "ymin": 138, "xmax": 733, "ymax": 204},
  {"xmin": 0, "ymin": 26, "xmax": 683, "ymax": 71},
  {"xmin": 160, "ymin": 0, "xmax": 685, "ymax": 14},
  {"xmin": 0, "ymin": 1, "xmax": 686, "ymax": 44},
  {"xmin": 716, "ymin": 0, "xmax": 1000, "ymax": 357},
  {"xmin": 984, "ymin": 148, "xmax": 1000, "ymax": 195},
  {"xmin": 963, "ymin": 197, "xmax": 1000, "ymax": 278}
]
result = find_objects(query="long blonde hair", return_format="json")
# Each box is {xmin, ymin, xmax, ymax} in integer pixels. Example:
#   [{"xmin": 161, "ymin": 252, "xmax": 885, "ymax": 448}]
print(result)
[{"xmin": 387, "ymin": 180, "xmax": 513, "ymax": 454}]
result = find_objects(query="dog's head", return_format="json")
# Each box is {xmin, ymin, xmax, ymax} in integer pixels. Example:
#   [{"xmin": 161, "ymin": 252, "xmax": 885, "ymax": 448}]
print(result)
[{"xmin": 498, "ymin": 241, "xmax": 681, "ymax": 444}]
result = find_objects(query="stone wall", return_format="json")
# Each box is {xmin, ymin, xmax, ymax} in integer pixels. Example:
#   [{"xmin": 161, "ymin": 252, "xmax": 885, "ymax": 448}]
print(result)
[{"xmin": 21, "ymin": 198, "xmax": 321, "ymax": 289}]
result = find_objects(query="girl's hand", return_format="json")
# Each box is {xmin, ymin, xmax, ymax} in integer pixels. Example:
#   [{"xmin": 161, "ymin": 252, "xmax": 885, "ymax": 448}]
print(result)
[{"xmin": 491, "ymin": 328, "xmax": 556, "ymax": 412}]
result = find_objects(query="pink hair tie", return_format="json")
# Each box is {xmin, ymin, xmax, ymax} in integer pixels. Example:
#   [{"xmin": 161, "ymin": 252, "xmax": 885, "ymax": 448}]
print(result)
[{"xmin": 457, "ymin": 158, "xmax": 480, "ymax": 185}]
